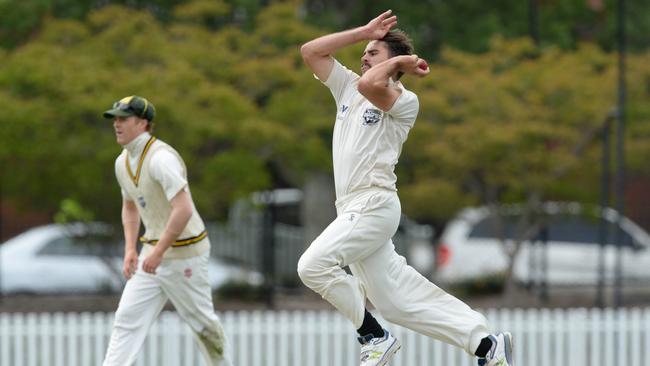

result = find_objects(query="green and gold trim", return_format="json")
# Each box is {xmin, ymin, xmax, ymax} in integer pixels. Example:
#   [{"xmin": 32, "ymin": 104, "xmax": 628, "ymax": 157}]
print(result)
[
  {"xmin": 140, "ymin": 230, "xmax": 207, "ymax": 247},
  {"xmin": 126, "ymin": 136, "xmax": 157, "ymax": 187}
]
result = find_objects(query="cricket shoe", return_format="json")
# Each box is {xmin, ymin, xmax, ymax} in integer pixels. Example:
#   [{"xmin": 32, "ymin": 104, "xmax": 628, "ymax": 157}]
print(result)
[
  {"xmin": 358, "ymin": 330, "xmax": 401, "ymax": 366},
  {"xmin": 478, "ymin": 332, "xmax": 514, "ymax": 366}
]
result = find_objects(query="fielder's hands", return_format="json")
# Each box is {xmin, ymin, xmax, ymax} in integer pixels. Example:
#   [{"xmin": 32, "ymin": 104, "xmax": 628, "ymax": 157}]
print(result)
[
  {"xmin": 142, "ymin": 251, "xmax": 163, "ymax": 274},
  {"xmin": 123, "ymin": 249, "xmax": 138, "ymax": 279},
  {"xmin": 365, "ymin": 10, "xmax": 397, "ymax": 40}
]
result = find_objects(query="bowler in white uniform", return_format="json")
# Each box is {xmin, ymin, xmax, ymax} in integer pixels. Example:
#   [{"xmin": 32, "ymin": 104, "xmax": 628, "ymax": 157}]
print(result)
[
  {"xmin": 297, "ymin": 10, "xmax": 514, "ymax": 366},
  {"xmin": 102, "ymin": 95, "xmax": 232, "ymax": 366}
]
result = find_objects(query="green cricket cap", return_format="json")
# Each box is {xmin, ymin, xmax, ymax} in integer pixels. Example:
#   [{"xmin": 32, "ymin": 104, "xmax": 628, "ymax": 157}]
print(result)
[{"xmin": 103, "ymin": 95, "xmax": 155, "ymax": 122}]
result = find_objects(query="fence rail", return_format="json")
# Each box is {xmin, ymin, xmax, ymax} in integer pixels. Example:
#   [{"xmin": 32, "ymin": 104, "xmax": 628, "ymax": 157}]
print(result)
[
  {"xmin": 206, "ymin": 219, "xmax": 426, "ymax": 281},
  {"xmin": 1, "ymin": 308, "xmax": 649, "ymax": 366}
]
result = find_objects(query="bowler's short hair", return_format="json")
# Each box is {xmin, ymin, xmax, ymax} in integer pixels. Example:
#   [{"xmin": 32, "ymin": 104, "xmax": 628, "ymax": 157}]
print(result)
[
  {"xmin": 380, "ymin": 29, "xmax": 414, "ymax": 79},
  {"xmin": 381, "ymin": 29, "xmax": 414, "ymax": 57}
]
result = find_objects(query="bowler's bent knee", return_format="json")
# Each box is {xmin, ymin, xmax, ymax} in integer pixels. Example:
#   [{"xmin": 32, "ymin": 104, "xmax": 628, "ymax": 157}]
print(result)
[{"xmin": 297, "ymin": 250, "xmax": 334, "ymax": 293}]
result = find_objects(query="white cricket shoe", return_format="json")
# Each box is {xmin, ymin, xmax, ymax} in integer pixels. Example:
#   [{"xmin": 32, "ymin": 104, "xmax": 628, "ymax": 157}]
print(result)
[
  {"xmin": 358, "ymin": 330, "xmax": 401, "ymax": 366},
  {"xmin": 479, "ymin": 332, "xmax": 514, "ymax": 366}
]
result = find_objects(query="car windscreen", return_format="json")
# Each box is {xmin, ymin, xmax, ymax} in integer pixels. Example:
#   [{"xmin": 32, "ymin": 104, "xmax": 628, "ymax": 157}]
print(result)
[
  {"xmin": 37, "ymin": 233, "xmax": 123, "ymax": 257},
  {"xmin": 469, "ymin": 214, "xmax": 636, "ymax": 247}
]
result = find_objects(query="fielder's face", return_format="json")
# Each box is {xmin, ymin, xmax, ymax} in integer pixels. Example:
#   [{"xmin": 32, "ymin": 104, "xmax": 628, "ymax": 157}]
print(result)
[
  {"xmin": 113, "ymin": 116, "xmax": 148, "ymax": 145},
  {"xmin": 361, "ymin": 40, "xmax": 391, "ymax": 75}
]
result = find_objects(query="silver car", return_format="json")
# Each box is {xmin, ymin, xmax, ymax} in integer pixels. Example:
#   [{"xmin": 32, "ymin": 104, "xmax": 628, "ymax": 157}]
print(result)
[
  {"xmin": 0, "ymin": 223, "xmax": 262, "ymax": 294},
  {"xmin": 436, "ymin": 202, "xmax": 650, "ymax": 286}
]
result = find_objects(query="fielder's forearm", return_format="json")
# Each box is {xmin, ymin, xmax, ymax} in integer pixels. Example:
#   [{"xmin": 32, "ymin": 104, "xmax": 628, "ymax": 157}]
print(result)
[
  {"xmin": 121, "ymin": 200, "xmax": 141, "ymax": 254},
  {"xmin": 152, "ymin": 190, "xmax": 193, "ymax": 255}
]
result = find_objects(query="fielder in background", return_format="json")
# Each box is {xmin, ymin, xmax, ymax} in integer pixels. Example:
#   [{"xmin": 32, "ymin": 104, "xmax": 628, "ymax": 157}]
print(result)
[
  {"xmin": 102, "ymin": 95, "xmax": 232, "ymax": 366},
  {"xmin": 297, "ymin": 10, "xmax": 514, "ymax": 366}
]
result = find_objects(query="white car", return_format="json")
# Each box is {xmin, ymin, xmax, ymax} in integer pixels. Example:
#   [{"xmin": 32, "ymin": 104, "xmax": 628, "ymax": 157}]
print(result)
[
  {"xmin": 436, "ymin": 202, "xmax": 650, "ymax": 287},
  {"xmin": 0, "ymin": 223, "xmax": 262, "ymax": 295}
]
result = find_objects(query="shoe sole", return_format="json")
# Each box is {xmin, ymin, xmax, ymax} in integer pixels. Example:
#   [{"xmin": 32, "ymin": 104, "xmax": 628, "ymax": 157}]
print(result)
[{"xmin": 376, "ymin": 338, "xmax": 401, "ymax": 366}]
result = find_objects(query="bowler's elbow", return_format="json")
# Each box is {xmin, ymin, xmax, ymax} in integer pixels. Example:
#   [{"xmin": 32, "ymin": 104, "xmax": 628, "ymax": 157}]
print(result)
[
  {"xmin": 357, "ymin": 77, "xmax": 382, "ymax": 99},
  {"xmin": 300, "ymin": 42, "xmax": 317, "ymax": 63},
  {"xmin": 357, "ymin": 76, "xmax": 400, "ymax": 112}
]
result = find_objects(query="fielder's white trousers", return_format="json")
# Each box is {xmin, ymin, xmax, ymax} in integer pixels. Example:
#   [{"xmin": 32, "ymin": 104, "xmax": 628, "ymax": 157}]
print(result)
[
  {"xmin": 103, "ymin": 251, "xmax": 233, "ymax": 366},
  {"xmin": 297, "ymin": 188, "xmax": 490, "ymax": 355}
]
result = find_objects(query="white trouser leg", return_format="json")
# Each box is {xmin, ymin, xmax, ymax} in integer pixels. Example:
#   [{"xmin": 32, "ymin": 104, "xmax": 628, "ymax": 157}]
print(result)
[
  {"xmin": 103, "ymin": 266, "xmax": 168, "ymax": 366},
  {"xmin": 297, "ymin": 189, "xmax": 490, "ymax": 355},
  {"xmin": 161, "ymin": 252, "xmax": 233, "ymax": 366},
  {"xmin": 350, "ymin": 242, "xmax": 490, "ymax": 355},
  {"xmin": 297, "ymin": 190, "xmax": 401, "ymax": 328}
]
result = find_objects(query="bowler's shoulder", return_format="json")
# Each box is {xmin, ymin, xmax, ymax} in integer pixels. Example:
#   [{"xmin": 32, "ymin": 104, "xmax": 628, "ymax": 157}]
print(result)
[
  {"xmin": 393, "ymin": 82, "xmax": 418, "ymax": 104},
  {"xmin": 326, "ymin": 59, "xmax": 360, "ymax": 84}
]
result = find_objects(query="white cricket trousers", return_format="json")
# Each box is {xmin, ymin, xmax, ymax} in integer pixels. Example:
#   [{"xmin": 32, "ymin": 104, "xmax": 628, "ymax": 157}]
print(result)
[
  {"xmin": 103, "ymin": 251, "xmax": 233, "ymax": 366},
  {"xmin": 297, "ymin": 188, "xmax": 490, "ymax": 355}
]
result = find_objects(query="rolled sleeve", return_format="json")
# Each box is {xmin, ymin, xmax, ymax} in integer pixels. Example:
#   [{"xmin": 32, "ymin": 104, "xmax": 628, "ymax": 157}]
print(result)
[
  {"xmin": 387, "ymin": 87, "xmax": 419, "ymax": 126},
  {"xmin": 321, "ymin": 59, "xmax": 359, "ymax": 105}
]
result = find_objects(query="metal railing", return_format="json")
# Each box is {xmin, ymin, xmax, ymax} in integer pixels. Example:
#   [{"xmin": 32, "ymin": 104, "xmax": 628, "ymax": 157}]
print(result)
[{"xmin": 206, "ymin": 215, "xmax": 434, "ymax": 282}]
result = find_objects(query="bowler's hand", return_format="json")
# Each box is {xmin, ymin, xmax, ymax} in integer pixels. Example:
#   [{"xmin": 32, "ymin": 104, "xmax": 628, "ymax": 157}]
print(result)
[
  {"xmin": 122, "ymin": 250, "xmax": 138, "ymax": 279},
  {"xmin": 142, "ymin": 251, "xmax": 163, "ymax": 274},
  {"xmin": 400, "ymin": 55, "xmax": 430, "ymax": 77},
  {"xmin": 365, "ymin": 10, "xmax": 397, "ymax": 40}
]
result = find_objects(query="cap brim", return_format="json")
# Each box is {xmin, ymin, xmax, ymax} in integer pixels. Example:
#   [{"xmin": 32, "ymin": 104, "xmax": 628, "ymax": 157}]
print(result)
[{"xmin": 103, "ymin": 108, "xmax": 135, "ymax": 119}]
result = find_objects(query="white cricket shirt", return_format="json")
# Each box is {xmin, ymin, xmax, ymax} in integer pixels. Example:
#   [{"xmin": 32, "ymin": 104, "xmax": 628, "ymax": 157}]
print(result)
[
  {"xmin": 115, "ymin": 132, "xmax": 208, "ymax": 259},
  {"xmin": 321, "ymin": 60, "xmax": 419, "ymax": 200},
  {"xmin": 120, "ymin": 132, "xmax": 189, "ymax": 201}
]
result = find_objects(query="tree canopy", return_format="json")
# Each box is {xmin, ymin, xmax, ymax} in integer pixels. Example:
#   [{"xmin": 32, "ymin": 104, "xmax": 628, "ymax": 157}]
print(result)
[{"xmin": 0, "ymin": 0, "xmax": 649, "ymax": 229}]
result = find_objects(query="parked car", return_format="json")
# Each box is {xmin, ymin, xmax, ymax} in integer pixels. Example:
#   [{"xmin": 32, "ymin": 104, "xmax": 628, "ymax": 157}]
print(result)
[
  {"xmin": 436, "ymin": 202, "xmax": 650, "ymax": 287},
  {"xmin": 0, "ymin": 223, "xmax": 263, "ymax": 295}
]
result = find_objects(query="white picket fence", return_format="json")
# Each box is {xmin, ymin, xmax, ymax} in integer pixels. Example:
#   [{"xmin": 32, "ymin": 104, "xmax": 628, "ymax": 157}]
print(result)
[{"xmin": 1, "ymin": 308, "xmax": 649, "ymax": 366}]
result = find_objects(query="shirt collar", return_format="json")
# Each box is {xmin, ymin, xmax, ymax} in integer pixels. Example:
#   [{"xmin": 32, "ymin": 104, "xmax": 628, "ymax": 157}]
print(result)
[{"xmin": 124, "ymin": 132, "xmax": 152, "ymax": 160}]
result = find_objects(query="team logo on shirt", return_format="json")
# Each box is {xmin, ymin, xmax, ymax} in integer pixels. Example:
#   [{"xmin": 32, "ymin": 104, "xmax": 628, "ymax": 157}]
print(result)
[
  {"xmin": 138, "ymin": 196, "xmax": 147, "ymax": 208},
  {"xmin": 362, "ymin": 108, "xmax": 382, "ymax": 125}
]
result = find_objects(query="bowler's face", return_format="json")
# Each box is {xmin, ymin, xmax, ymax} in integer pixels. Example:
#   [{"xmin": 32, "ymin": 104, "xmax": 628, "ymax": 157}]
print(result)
[
  {"xmin": 361, "ymin": 41, "xmax": 391, "ymax": 74},
  {"xmin": 113, "ymin": 116, "xmax": 146, "ymax": 145}
]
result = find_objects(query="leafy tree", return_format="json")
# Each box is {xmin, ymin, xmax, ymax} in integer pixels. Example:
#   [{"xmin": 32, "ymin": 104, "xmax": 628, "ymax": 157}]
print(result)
[
  {"xmin": 395, "ymin": 37, "xmax": 649, "ymax": 293},
  {"xmin": 0, "ymin": 0, "xmax": 648, "ymax": 248},
  {"xmin": 303, "ymin": 0, "xmax": 650, "ymax": 58},
  {"xmin": 0, "ymin": 2, "xmax": 324, "ymax": 223}
]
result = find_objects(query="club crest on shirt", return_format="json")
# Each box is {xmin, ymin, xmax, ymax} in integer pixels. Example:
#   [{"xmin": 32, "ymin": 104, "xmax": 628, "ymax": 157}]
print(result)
[
  {"xmin": 137, "ymin": 196, "xmax": 146, "ymax": 208},
  {"xmin": 362, "ymin": 108, "xmax": 382, "ymax": 125}
]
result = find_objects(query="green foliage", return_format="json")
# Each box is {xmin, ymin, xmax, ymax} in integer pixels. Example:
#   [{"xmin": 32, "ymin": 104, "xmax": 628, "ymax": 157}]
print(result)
[
  {"xmin": 173, "ymin": 0, "xmax": 232, "ymax": 29},
  {"xmin": 0, "ymin": 3, "xmax": 332, "ymax": 222},
  {"xmin": 304, "ymin": 0, "xmax": 650, "ymax": 58},
  {"xmin": 54, "ymin": 198, "xmax": 95, "ymax": 223},
  {"xmin": 0, "ymin": 0, "xmax": 51, "ymax": 48},
  {"xmin": 0, "ymin": 1, "xmax": 648, "ymax": 228},
  {"xmin": 398, "ymin": 37, "xmax": 650, "ymax": 223}
]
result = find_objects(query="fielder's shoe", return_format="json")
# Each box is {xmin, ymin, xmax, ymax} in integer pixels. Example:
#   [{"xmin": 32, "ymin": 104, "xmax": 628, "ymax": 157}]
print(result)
[
  {"xmin": 358, "ymin": 330, "xmax": 401, "ymax": 366},
  {"xmin": 478, "ymin": 332, "xmax": 514, "ymax": 366}
]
